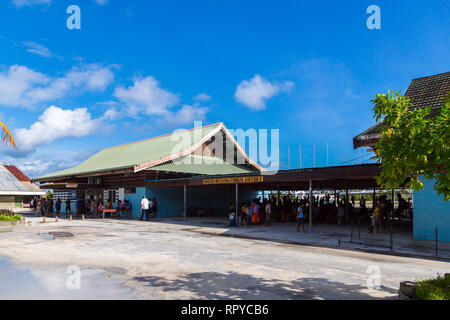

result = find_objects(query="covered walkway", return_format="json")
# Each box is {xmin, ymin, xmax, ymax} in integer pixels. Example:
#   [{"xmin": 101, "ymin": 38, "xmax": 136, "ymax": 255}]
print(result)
[{"xmin": 144, "ymin": 163, "xmax": 386, "ymax": 231}]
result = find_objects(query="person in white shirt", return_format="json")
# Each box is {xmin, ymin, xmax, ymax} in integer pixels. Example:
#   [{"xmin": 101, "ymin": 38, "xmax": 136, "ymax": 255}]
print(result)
[{"xmin": 140, "ymin": 196, "xmax": 150, "ymax": 221}]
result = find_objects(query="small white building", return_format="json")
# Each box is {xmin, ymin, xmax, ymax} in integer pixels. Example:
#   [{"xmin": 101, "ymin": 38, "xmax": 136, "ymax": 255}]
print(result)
[{"xmin": 0, "ymin": 163, "xmax": 45, "ymax": 210}]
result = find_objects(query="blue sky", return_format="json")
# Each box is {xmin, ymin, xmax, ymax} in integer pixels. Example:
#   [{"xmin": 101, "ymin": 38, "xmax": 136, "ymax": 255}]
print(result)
[{"xmin": 0, "ymin": 0, "xmax": 449, "ymax": 177}]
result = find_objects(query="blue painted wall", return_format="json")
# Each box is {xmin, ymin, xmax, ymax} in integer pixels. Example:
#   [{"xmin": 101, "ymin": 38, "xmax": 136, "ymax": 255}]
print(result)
[
  {"xmin": 147, "ymin": 187, "xmax": 185, "ymax": 218},
  {"xmin": 413, "ymin": 178, "xmax": 450, "ymax": 242},
  {"xmin": 124, "ymin": 187, "xmax": 147, "ymax": 219},
  {"xmin": 53, "ymin": 201, "xmax": 76, "ymax": 214},
  {"xmin": 123, "ymin": 185, "xmax": 257, "ymax": 219}
]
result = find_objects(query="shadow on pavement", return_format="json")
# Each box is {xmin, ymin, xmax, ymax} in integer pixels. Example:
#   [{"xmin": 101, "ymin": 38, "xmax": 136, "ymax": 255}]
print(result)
[{"xmin": 132, "ymin": 271, "xmax": 397, "ymax": 300}]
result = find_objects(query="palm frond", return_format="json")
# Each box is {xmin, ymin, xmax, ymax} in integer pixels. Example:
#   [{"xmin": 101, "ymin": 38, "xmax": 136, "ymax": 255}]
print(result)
[{"xmin": 0, "ymin": 121, "xmax": 17, "ymax": 149}]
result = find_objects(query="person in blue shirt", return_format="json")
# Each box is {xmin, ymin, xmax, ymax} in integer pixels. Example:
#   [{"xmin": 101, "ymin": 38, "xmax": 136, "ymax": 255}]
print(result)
[{"xmin": 296, "ymin": 205, "xmax": 307, "ymax": 233}]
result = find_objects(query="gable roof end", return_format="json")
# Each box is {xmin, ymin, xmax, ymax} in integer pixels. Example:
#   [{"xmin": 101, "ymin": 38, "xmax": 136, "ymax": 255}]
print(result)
[{"xmin": 353, "ymin": 71, "xmax": 450, "ymax": 149}]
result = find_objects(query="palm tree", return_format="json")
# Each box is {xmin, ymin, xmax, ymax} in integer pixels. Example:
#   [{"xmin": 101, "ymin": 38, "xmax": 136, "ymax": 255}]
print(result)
[{"xmin": 0, "ymin": 121, "xmax": 16, "ymax": 148}]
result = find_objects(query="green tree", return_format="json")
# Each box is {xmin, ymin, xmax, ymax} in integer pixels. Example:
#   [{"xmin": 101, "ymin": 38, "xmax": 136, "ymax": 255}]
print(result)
[
  {"xmin": 371, "ymin": 91, "xmax": 450, "ymax": 201},
  {"xmin": 0, "ymin": 121, "xmax": 16, "ymax": 148}
]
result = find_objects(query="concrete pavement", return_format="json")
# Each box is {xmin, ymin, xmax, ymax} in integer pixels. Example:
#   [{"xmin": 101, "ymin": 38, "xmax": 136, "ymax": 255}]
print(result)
[
  {"xmin": 0, "ymin": 216, "xmax": 449, "ymax": 299},
  {"xmin": 149, "ymin": 217, "xmax": 450, "ymax": 260}
]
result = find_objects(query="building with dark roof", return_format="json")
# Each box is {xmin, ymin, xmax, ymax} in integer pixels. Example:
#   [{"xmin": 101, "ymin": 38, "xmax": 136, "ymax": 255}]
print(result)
[
  {"xmin": 353, "ymin": 72, "xmax": 450, "ymax": 242},
  {"xmin": 353, "ymin": 71, "xmax": 450, "ymax": 149}
]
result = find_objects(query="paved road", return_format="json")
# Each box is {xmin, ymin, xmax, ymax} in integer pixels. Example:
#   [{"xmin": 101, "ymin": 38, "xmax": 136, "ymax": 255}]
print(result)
[{"xmin": 0, "ymin": 218, "xmax": 448, "ymax": 299}]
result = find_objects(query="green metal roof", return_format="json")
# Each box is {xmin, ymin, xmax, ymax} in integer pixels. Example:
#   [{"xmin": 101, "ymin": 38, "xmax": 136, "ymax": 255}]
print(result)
[
  {"xmin": 149, "ymin": 154, "xmax": 257, "ymax": 175},
  {"xmin": 35, "ymin": 123, "xmax": 259, "ymax": 180},
  {"xmin": 36, "ymin": 123, "xmax": 222, "ymax": 180}
]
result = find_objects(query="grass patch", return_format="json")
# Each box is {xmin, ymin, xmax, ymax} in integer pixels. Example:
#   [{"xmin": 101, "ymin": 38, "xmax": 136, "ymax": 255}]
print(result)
[
  {"xmin": 0, "ymin": 209, "xmax": 22, "ymax": 222},
  {"xmin": 415, "ymin": 274, "xmax": 450, "ymax": 300},
  {"xmin": 0, "ymin": 214, "xmax": 22, "ymax": 222}
]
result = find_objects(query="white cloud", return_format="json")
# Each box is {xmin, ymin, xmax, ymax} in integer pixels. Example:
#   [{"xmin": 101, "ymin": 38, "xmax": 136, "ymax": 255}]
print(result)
[
  {"xmin": 164, "ymin": 104, "xmax": 209, "ymax": 125},
  {"xmin": 22, "ymin": 41, "xmax": 59, "ymax": 59},
  {"xmin": 17, "ymin": 159, "xmax": 67, "ymax": 178},
  {"xmin": 113, "ymin": 76, "xmax": 211, "ymax": 125},
  {"xmin": 13, "ymin": 0, "xmax": 51, "ymax": 7},
  {"xmin": 0, "ymin": 64, "xmax": 114, "ymax": 108},
  {"xmin": 14, "ymin": 106, "xmax": 101, "ymax": 152},
  {"xmin": 234, "ymin": 74, "xmax": 294, "ymax": 110},
  {"xmin": 114, "ymin": 76, "xmax": 179, "ymax": 116},
  {"xmin": 101, "ymin": 108, "xmax": 121, "ymax": 121},
  {"xmin": 193, "ymin": 93, "xmax": 211, "ymax": 102},
  {"xmin": 0, "ymin": 65, "xmax": 49, "ymax": 107},
  {"xmin": 93, "ymin": 0, "xmax": 109, "ymax": 4}
]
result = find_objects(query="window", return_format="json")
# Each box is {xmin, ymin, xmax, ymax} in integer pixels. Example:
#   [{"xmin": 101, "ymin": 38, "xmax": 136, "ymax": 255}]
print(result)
[
  {"xmin": 103, "ymin": 189, "xmax": 119, "ymax": 202},
  {"xmin": 53, "ymin": 191, "xmax": 71, "ymax": 201}
]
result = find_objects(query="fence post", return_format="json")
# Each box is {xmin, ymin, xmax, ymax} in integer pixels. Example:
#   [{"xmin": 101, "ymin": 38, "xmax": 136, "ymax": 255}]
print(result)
[
  {"xmin": 390, "ymin": 218, "xmax": 393, "ymax": 251},
  {"xmin": 350, "ymin": 217, "xmax": 353, "ymax": 242},
  {"xmin": 358, "ymin": 216, "xmax": 361, "ymax": 240},
  {"xmin": 435, "ymin": 227, "xmax": 438, "ymax": 257}
]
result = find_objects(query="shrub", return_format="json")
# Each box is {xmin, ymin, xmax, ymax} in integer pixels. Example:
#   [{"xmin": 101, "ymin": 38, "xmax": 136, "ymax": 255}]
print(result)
[{"xmin": 414, "ymin": 274, "xmax": 450, "ymax": 300}]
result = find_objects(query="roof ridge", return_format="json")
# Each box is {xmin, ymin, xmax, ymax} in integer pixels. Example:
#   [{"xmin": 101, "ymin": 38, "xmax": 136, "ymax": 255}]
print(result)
[
  {"xmin": 104, "ymin": 122, "xmax": 222, "ymax": 151},
  {"xmin": 3, "ymin": 165, "xmax": 31, "ymax": 182},
  {"xmin": 411, "ymin": 71, "xmax": 450, "ymax": 81}
]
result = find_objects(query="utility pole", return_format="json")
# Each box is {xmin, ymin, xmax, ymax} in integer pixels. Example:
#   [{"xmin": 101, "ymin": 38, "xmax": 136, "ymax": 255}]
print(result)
[
  {"xmin": 309, "ymin": 179, "xmax": 313, "ymax": 232},
  {"xmin": 299, "ymin": 144, "xmax": 302, "ymax": 169},
  {"xmin": 183, "ymin": 185, "xmax": 187, "ymax": 221},
  {"xmin": 288, "ymin": 146, "xmax": 290, "ymax": 170},
  {"xmin": 313, "ymin": 144, "xmax": 316, "ymax": 168},
  {"xmin": 326, "ymin": 142, "xmax": 329, "ymax": 167}
]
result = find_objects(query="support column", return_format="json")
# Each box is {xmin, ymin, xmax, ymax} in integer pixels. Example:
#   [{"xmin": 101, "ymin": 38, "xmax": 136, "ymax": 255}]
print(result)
[
  {"xmin": 277, "ymin": 184, "xmax": 281, "ymax": 217},
  {"xmin": 235, "ymin": 183, "xmax": 239, "ymax": 225},
  {"xmin": 183, "ymin": 184, "xmax": 187, "ymax": 221},
  {"xmin": 309, "ymin": 179, "xmax": 313, "ymax": 232},
  {"xmin": 373, "ymin": 188, "xmax": 377, "ymax": 209},
  {"xmin": 345, "ymin": 188, "xmax": 349, "ymax": 225},
  {"xmin": 392, "ymin": 189, "xmax": 395, "ymax": 217}
]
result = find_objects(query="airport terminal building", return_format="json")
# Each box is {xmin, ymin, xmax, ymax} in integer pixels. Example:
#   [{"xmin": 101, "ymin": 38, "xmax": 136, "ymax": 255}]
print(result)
[
  {"xmin": 34, "ymin": 72, "xmax": 450, "ymax": 242},
  {"xmin": 33, "ymin": 122, "xmax": 380, "ymax": 223}
]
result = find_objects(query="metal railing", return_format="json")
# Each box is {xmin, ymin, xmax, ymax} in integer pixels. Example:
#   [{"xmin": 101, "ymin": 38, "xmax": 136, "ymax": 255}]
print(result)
[{"xmin": 340, "ymin": 218, "xmax": 441, "ymax": 257}]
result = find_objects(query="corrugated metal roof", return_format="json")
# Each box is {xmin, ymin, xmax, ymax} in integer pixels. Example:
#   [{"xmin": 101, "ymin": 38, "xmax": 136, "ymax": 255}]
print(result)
[
  {"xmin": 148, "ymin": 154, "xmax": 257, "ymax": 175},
  {"xmin": 35, "ymin": 123, "xmax": 229, "ymax": 180},
  {"xmin": 0, "ymin": 165, "xmax": 43, "ymax": 195},
  {"xmin": 4, "ymin": 165, "xmax": 31, "ymax": 182}
]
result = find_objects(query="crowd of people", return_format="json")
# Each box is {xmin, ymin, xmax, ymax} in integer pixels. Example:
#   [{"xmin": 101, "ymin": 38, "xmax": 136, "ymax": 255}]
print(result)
[
  {"xmin": 29, "ymin": 191, "xmax": 411, "ymax": 234},
  {"xmin": 30, "ymin": 196, "xmax": 55, "ymax": 217},
  {"xmin": 30, "ymin": 196, "xmax": 152, "ymax": 219},
  {"xmin": 236, "ymin": 198, "xmax": 306, "ymax": 232},
  {"xmin": 232, "ymin": 192, "xmax": 412, "ymax": 234},
  {"xmin": 369, "ymin": 193, "xmax": 411, "ymax": 234}
]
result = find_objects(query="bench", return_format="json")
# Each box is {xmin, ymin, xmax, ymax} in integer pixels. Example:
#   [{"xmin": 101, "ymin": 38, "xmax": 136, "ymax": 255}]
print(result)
[{"xmin": 102, "ymin": 209, "xmax": 118, "ymax": 219}]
